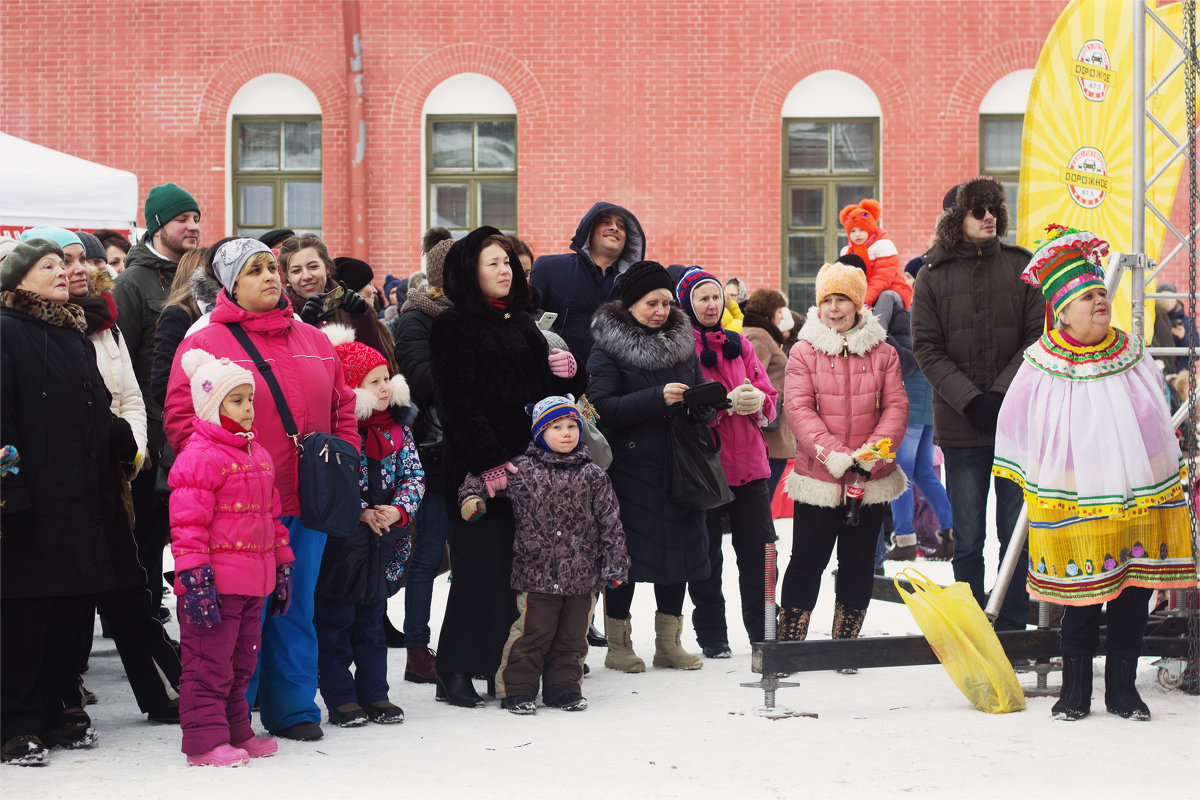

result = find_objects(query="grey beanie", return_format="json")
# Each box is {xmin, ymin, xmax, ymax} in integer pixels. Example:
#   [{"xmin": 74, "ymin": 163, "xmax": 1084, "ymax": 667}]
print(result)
[
  {"xmin": 76, "ymin": 230, "xmax": 107, "ymax": 261},
  {"xmin": 0, "ymin": 238, "xmax": 65, "ymax": 292}
]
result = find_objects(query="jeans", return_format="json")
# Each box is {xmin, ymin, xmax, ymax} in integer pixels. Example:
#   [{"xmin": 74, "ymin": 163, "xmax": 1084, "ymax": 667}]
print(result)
[
  {"xmin": 766, "ymin": 458, "xmax": 788, "ymax": 501},
  {"xmin": 403, "ymin": 492, "xmax": 451, "ymax": 648},
  {"xmin": 890, "ymin": 423, "xmax": 954, "ymax": 538},
  {"xmin": 245, "ymin": 517, "xmax": 326, "ymax": 731},
  {"xmin": 942, "ymin": 446, "xmax": 1028, "ymax": 631}
]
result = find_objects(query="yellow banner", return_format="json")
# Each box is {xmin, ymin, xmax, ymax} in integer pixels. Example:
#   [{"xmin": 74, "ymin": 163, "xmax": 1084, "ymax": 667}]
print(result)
[{"xmin": 1019, "ymin": 0, "xmax": 1192, "ymax": 336}]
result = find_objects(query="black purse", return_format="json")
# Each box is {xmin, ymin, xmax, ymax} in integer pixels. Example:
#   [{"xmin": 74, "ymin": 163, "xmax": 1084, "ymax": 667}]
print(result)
[
  {"xmin": 224, "ymin": 323, "xmax": 361, "ymax": 539},
  {"xmin": 666, "ymin": 416, "xmax": 735, "ymax": 511}
]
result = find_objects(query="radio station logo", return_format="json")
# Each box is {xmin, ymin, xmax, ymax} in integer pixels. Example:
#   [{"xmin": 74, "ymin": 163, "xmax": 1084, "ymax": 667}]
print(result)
[
  {"xmin": 1074, "ymin": 39, "xmax": 1112, "ymax": 101},
  {"xmin": 1062, "ymin": 147, "xmax": 1109, "ymax": 209}
]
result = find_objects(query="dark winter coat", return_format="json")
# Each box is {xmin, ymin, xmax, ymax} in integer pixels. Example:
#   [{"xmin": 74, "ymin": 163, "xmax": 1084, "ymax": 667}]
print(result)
[
  {"xmin": 431, "ymin": 226, "xmax": 586, "ymax": 515},
  {"xmin": 151, "ymin": 268, "xmax": 220, "ymax": 407},
  {"xmin": 1, "ymin": 289, "xmax": 141, "ymax": 599},
  {"xmin": 318, "ymin": 381, "xmax": 423, "ymax": 606},
  {"xmin": 284, "ymin": 282, "xmax": 386, "ymax": 358},
  {"xmin": 585, "ymin": 302, "xmax": 710, "ymax": 584},
  {"xmin": 529, "ymin": 202, "xmax": 646, "ymax": 365},
  {"xmin": 112, "ymin": 240, "xmax": 176, "ymax": 455},
  {"xmin": 910, "ymin": 236, "xmax": 1042, "ymax": 448},
  {"xmin": 741, "ymin": 315, "xmax": 796, "ymax": 460},
  {"xmin": 459, "ymin": 442, "xmax": 629, "ymax": 595},
  {"xmin": 393, "ymin": 301, "xmax": 444, "ymax": 492}
]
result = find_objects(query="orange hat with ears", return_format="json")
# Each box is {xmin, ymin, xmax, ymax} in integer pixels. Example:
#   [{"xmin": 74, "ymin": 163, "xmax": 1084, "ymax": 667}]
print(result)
[{"xmin": 839, "ymin": 199, "xmax": 881, "ymax": 236}]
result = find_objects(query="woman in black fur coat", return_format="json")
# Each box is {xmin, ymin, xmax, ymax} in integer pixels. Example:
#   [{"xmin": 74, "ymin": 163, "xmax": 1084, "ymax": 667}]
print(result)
[
  {"xmin": 428, "ymin": 226, "xmax": 585, "ymax": 707},
  {"xmin": 585, "ymin": 261, "xmax": 714, "ymax": 674}
]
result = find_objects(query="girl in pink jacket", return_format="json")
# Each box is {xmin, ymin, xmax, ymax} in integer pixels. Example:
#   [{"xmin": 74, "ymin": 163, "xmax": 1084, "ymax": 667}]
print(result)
[
  {"xmin": 780, "ymin": 262, "xmax": 908, "ymax": 651},
  {"xmin": 169, "ymin": 349, "xmax": 295, "ymax": 767}
]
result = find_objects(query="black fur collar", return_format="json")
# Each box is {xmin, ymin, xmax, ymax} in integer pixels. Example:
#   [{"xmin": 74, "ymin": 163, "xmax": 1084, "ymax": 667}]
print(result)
[{"xmin": 590, "ymin": 301, "xmax": 696, "ymax": 371}]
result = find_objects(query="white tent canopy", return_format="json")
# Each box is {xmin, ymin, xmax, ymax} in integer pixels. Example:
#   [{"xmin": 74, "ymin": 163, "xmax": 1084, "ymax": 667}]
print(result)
[{"xmin": 0, "ymin": 132, "xmax": 137, "ymax": 233}]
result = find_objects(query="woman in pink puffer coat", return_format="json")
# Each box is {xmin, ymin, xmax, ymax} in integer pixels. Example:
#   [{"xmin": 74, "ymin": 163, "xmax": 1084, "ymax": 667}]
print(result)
[{"xmin": 781, "ymin": 262, "xmax": 908, "ymax": 648}]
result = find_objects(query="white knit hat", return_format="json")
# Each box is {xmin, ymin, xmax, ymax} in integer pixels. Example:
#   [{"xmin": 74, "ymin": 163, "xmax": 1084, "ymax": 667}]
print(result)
[{"xmin": 180, "ymin": 349, "xmax": 255, "ymax": 424}]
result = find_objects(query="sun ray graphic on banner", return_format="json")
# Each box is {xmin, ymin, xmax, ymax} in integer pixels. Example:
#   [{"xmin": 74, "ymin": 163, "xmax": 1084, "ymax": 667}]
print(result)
[{"xmin": 1020, "ymin": 0, "xmax": 1193, "ymax": 336}]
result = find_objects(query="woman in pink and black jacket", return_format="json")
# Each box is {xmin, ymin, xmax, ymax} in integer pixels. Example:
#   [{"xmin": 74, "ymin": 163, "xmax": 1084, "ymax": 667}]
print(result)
[
  {"xmin": 675, "ymin": 267, "xmax": 778, "ymax": 658},
  {"xmin": 781, "ymin": 262, "xmax": 908, "ymax": 646}
]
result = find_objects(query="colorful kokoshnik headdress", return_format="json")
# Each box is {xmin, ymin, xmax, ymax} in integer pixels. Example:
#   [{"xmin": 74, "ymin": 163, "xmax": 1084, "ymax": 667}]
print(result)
[{"xmin": 1022, "ymin": 224, "xmax": 1110, "ymax": 319}]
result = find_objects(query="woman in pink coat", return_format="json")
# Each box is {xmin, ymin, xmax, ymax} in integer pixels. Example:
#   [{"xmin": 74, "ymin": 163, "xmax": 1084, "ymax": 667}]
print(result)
[
  {"xmin": 675, "ymin": 267, "xmax": 778, "ymax": 658},
  {"xmin": 164, "ymin": 238, "xmax": 359, "ymax": 743},
  {"xmin": 781, "ymin": 262, "xmax": 908, "ymax": 647}
]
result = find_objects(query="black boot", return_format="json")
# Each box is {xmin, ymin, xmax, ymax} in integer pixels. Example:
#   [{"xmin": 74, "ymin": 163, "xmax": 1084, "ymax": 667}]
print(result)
[
  {"xmin": 383, "ymin": 615, "xmax": 406, "ymax": 648},
  {"xmin": 1104, "ymin": 656, "xmax": 1150, "ymax": 720},
  {"xmin": 435, "ymin": 672, "xmax": 484, "ymax": 708},
  {"xmin": 1051, "ymin": 655, "xmax": 1092, "ymax": 720},
  {"xmin": 586, "ymin": 623, "xmax": 607, "ymax": 648}
]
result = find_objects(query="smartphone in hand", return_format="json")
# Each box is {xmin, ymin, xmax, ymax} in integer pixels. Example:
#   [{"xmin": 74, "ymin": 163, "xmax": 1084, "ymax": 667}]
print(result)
[{"xmin": 320, "ymin": 284, "xmax": 345, "ymax": 315}]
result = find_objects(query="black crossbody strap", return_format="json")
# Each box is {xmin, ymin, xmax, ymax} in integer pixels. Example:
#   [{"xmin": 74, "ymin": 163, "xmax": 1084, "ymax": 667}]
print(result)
[{"xmin": 223, "ymin": 322, "xmax": 302, "ymax": 450}]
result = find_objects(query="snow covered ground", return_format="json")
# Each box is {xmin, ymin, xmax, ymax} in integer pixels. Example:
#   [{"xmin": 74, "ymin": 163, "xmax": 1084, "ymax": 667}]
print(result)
[{"xmin": 5, "ymin": 519, "xmax": 1198, "ymax": 799}]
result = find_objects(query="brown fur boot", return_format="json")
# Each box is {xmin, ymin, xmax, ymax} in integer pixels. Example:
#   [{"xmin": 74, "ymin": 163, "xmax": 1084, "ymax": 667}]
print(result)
[
  {"xmin": 831, "ymin": 601, "xmax": 867, "ymax": 674},
  {"xmin": 778, "ymin": 607, "xmax": 812, "ymax": 641}
]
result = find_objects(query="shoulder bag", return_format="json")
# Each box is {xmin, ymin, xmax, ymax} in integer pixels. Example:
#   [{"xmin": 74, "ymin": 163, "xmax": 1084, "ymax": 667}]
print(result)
[{"xmin": 224, "ymin": 322, "xmax": 360, "ymax": 539}]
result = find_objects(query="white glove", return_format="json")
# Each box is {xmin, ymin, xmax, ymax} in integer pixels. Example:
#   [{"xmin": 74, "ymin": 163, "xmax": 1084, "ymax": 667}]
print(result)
[{"xmin": 727, "ymin": 379, "xmax": 766, "ymax": 416}]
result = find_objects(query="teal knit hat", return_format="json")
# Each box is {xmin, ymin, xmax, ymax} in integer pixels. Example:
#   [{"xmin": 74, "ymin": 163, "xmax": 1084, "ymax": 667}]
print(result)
[
  {"xmin": 144, "ymin": 183, "xmax": 200, "ymax": 236},
  {"xmin": 21, "ymin": 225, "xmax": 82, "ymax": 251}
]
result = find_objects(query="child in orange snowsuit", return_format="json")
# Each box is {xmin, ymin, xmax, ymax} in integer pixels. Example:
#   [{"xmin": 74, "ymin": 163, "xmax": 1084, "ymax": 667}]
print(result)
[{"xmin": 839, "ymin": 199, "xmax": 911, "ymax": 328}]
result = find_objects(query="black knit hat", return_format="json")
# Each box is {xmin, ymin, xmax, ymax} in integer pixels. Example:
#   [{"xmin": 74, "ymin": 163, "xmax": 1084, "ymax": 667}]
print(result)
[
  {"xmin": 904, "ymin": 256, "xmax": 925, "ymax": 278},
  {"xmin": 259, "ymin": 229, "xmax": 295, "ymax": 248},
  {"xmin": 76, "ymin": 230, "xmax": 106, "ymax": 261},
  {"xmin": 333, "ymin": 256, "xmax": 374, "ymax": 292},
  {"xmin": 837, "ymin": 253, "xmax": 867, "ymax": 273},
  {"xmin": 617, "ymin": 260, "xmax": 673, "ymax": 307}
]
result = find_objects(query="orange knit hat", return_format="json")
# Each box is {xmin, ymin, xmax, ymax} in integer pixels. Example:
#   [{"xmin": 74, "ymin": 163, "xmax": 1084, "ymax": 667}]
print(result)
[
  {"xmin": 839, "ymin": 199, "xmax": 881, "ymax": 236},
  {"xmin": 814, "ymin": 262, "xmax": 868, "ymax": 311}
]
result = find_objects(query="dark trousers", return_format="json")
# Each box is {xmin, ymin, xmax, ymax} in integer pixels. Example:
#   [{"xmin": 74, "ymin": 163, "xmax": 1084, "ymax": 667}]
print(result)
[
  {"xmin": 943, "ymin": 445, "xmax": 1029, "ymax": 630},
  {"xmin": 495, "ymin": 592, "xmax": 593, "ymax": 704},
  {"xmin": 178, "ymin": 594, "xmax": 262, "ymax": 756},
  {"xmin": 131, "ymin": 469, "xmax": 170, "ymax": 601},
  {"xmin": 688, "ymin": 479, "xmax": 774, "ymax": 647},
  {"xmin": 315, "ymin": 596, "xmax": 389, "ymax": 709},
  {"xmin": 1, "ymin": 595, "xmax": 93, "ymax": 743},
  {"xmin": 92, "ymin": 587, "xmax": 182, "ymax": 713},
  {"xmin": 783, "ymin": 502, "xmax": 888, "ymax": 611},
  {"xmin": 604, "ymin": 581, "xmax": 686, "ymax": 619},
  {"xmin": 436, "ymin": 499, "xmax": 517, "ymax": 675},
  {"xmin": 1059, "ymin": 586, "xmax": 1154, "ymax": 660}
]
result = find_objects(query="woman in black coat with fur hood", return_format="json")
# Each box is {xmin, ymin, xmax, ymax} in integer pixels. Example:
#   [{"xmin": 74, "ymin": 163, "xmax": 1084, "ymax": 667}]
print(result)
[
  {"xmin": 585, "ymin": 261, "xmax": 714, "ymax": 674},
  {"xmin": 429, "ymin": 226, "xmax": 585, "ymax": 707}
]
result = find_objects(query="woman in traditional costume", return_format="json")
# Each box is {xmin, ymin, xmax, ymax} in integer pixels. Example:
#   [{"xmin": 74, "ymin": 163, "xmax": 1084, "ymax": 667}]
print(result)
[{"xmin": 993, "ymin": 224, "xmax": 1197, "ymax": 722}]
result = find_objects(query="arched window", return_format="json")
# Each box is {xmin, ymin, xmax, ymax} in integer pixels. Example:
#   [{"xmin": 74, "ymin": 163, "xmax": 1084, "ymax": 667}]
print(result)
[
  {"xmin": 228, "ymin": 74, "xmax": 323, "ymax": 238},
  {"xmin": 782, "ymin": 71, "xmax": 881, "ymax": 310},
  {"xmin": 979, "ymin": 70, "xmax": 1033, "ymax": 245},
  {"xmin": 424, "ymin": 74, "xmax": 517, "ymax": 238}
]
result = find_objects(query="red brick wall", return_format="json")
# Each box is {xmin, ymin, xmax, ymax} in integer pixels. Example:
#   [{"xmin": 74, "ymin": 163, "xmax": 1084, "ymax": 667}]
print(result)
[{"xmin": 8, "ymin": 1, "xmax": 1191, "ymax": 295}]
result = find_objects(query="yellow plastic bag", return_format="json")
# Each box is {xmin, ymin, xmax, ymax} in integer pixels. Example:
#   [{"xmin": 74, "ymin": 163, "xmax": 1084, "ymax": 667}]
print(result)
[{"xmin": 894, "ymin": 568, "xmax": 1026, "ymax": 714}]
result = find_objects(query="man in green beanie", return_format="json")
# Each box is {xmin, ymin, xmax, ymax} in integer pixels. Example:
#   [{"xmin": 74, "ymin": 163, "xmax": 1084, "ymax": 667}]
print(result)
[{"xmin": 111, "ymin": 182, "xmax": 201, "ymax": 616}]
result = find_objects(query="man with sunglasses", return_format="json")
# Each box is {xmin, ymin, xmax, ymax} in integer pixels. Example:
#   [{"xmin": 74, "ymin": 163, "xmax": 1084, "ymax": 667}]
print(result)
[{"xmin": 909, "ymin": 176, "xmax": 1045, "ymax": 632}]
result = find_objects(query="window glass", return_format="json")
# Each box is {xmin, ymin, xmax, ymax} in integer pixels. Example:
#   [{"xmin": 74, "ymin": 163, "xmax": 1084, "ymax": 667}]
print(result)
[
  {"xmin": 432, "ymin": 121, "xmax": 473, "ymax": 170},
  {"xmin": 832, "ymin": 122, "xmax": 874, "ymax": 172},
  {"xmin": 790, "ymin": 187, "xmax": 823, "ymax": 228},
  {"xmin": 787, "ymin": 122, "xmax": 829, "ymax": 172},
  {"xmin": 239, "ymin": 122, "xmax": 279, "ymax": 170},
  {"xmin": 432, "ymin": 183, "xmax": 470, "ymax": 229},
  {"xmin": 283, "ymin": 121, "xmax": 322, "ymax": 170},
  {"xmin": 982, "ymin": 118, "xmax": 1022, "ymax": 171},
  {"xmin": 476, "ymin": 121, "xmax": 516, "ymax": 170},
  {"xmin": 479, "ymin": 182, "xmax": 517, "ymax": 230},
  {"xmin": 239, "ymin": 185, "xmax": 274, "ymax": 226},
  {"xmin": 284, "ymin": 183, "xmax": 322, "ymax": 229}
]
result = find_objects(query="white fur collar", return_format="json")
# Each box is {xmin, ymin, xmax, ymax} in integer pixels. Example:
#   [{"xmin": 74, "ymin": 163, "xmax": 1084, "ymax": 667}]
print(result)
[
  {"xmin": 354, "ymin": 374, "xmax": 411, "ymax": 421},
  {"xmin": 797, "ymin": 307, "xmax": 887, "ymax": 357}
]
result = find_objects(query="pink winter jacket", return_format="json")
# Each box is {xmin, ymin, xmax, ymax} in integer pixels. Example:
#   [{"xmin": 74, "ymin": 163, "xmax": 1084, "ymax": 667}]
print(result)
[
  {"xmin": 169, "ymin": 418, "xmax": 295, "ymax": 597},
  {"xmin": 693, "ymin": 327, "xmax": 779, "ymax": 485},
  {"xmin": 783, "ymin": 309, "xmax": 909, "ymax": 508},
  {"xmin": 164, "ymin": 291, "xmax": 360, "ymax": 516}
]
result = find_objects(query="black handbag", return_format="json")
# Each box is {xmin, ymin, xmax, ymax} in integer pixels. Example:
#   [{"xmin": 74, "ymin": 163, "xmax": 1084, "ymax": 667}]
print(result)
[
  {"xmin": 666, "ymin": 416, "xmax": 735, "ymax": 511},
  {"xmin": 224, "ymin": 323, "xmax": 360, "ymax": 539}
]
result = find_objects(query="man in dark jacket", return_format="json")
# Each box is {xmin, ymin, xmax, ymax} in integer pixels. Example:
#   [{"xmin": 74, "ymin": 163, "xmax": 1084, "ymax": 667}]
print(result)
[
  {"xmin": 529, "ymin": 202, "xmax": 646, "ymax": 365},
  {"xmin": 910, "ymin": 177, "xmax": 1044, "ymax": 631},
  {"xmin": 112, "ymin": 182, "xmax": 201, "ymax": 614}
]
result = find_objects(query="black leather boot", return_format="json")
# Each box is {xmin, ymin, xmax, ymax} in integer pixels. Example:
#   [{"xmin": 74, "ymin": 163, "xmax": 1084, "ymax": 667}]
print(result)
[
  {"xmin": 435, "ymin": 672, "xmax": 484, "ymax": 708},
  {"xmin": 1051, "ymin": 654, "xmax": 1093, "ymax": 720},
  {"xmin": 1104, "ymin": 656, "xmax": 1150, "ymax": 720}
]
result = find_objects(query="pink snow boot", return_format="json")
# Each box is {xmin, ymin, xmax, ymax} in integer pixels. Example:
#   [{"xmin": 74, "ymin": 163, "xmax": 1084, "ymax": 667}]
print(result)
[
  {"xmin": 186, "ymin": 744, "xmax": 250, "ymax": 767},
  {"xmin": 232, "ymin": 736, "xmax": 278, "ymax": 758}
]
